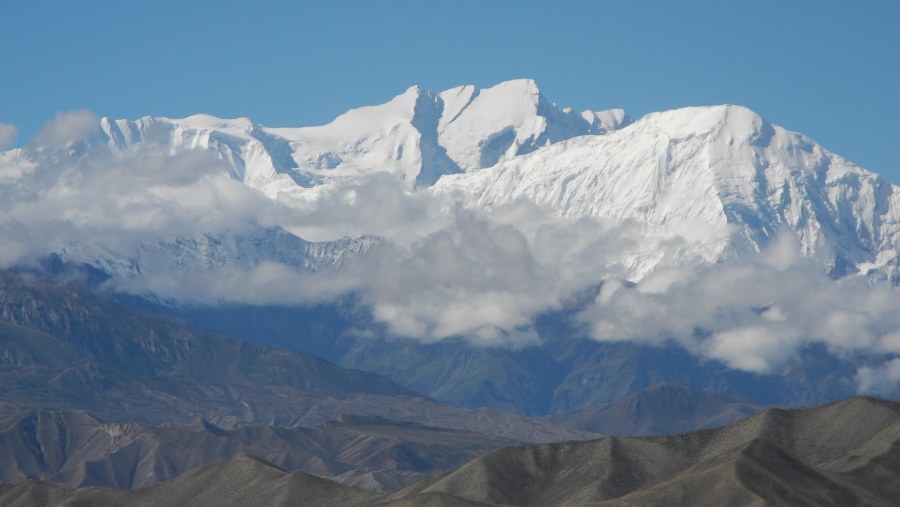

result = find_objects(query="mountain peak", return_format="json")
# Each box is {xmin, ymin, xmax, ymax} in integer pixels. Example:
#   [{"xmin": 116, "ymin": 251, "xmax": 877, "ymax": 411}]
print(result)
[
  {"xmin": 489, "ymin": 78, "xmax": 542, "ymax": 98},
  {"xmin": 436, "ymin": 79, "xmax": 607, "ymax": 171},
  {"xmin": 645, "ymin": 104, "xmax": 769, "ymax": 143}
]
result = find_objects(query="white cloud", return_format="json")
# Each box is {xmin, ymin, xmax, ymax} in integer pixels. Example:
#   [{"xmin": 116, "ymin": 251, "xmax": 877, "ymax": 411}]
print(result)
[
  {"xmin": 116, "ymin": 261, "xmax": 357, "ymax": 306},
  {"xmin": 708, "ymin": 326, "xmax": 795, "ymax": 373},
  {"xmin": 0, "ymin": 140, "xmax": 278, "ymax": 268},
  {"xmin": 276, "ymin": 173, "xmax": 452, "ymax": 246},
  {"xmin": 856, "ymin": 359, "xmax": 900, "ymax": 396},
  {"xmin": 0, "ymin": 123, "xmax": 17, "ymax": 150},
  {"xmin": 578, "ymin": 231, "xmax": 900, "ymax": 375},
  {"xmin": 32, "ymin": 110, "xmax": 100, "ymax": 147},
  {"xmin": 354, "ymin": 214, "xmax": 560, "ymax": 345},
  {"xmin": 877, "ymin": 330, "xmax": 900, "ymax": 353}
]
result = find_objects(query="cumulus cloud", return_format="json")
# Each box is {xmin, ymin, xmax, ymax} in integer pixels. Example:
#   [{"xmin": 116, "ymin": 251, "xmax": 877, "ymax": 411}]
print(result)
[
  {"xmin": 250, "ymin": 187, "xmax": 682, "ymax": 345},
  {"xmin": 357, "ymin": 214, "xmax": 557, "ymax": 346},
  {"xmin": 122, "ymin": 208, "xmax": 568, "ymax": 347},
  {"xmin": 0, "ymin": 123, "xmax": 17, "ymax": 150}
]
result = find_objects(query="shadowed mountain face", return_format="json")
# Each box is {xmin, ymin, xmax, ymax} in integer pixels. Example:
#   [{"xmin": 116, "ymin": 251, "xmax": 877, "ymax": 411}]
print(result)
[
  {"xmin": 0, "ymin": 270, "xmax": 421, "ymax": 427},
  {"xmin": 160, "ymin": 302, "xmax": 862, "ymax": 416},
  {"xmin": 2, "ymin": 397, "xmax": 897, "ymax": 506},
  {"xmin": 0, "ymin": 270, "xmax": 595, "ymax": 442},
  {"xmin": 0, "ymin": 268, "xmax": 782, "ymax": 439}
]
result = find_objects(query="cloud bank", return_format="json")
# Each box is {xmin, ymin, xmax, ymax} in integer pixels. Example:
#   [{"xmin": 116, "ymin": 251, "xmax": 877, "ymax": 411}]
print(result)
[
  {"xmin": 0, "ymin": 130, "xmax": 281, "ymax": 268},
  {"xmin": 579, "ymin": 233, "xmax": 900, "ymax": 373}
]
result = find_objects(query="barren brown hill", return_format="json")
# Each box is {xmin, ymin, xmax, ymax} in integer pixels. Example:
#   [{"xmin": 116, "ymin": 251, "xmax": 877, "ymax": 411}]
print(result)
[
  {"xmin": 2, "ymin": 397, "xmax": 897, "ymax": 506},
  {"xmin": 386, "ymin": 396, "xmax": 900, "ymax": 506},
  {"xmin": 0, "ymin": 454, "xmax": 376, "ymax": 507},
  {"xmin": 0, "ymin": 409, "xmax": 519, "ymax": 491}
]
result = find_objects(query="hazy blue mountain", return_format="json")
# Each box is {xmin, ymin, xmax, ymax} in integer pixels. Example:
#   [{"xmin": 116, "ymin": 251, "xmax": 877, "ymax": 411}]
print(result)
[
  {"xmin": 545, "ymin": 382, "xmax": 762, "ymax": 435},
  {"xmin": 0, "ymin": 270, "xmax": 595, "ymax": 443},
  {"xmin": 139, "ymin": 299, "xmax": 862, "ymax": 416}
]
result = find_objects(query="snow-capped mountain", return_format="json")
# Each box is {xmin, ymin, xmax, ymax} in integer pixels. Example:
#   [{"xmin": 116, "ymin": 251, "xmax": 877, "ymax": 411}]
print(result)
[
  {"xmin": 4, "ymin": 78, "xmax": 900, "ymax": 406},
  {"xmin": 0, "ymin": 79, "xmax": 633, "ymax": 291},
  {"xmin": 60, "ymin": 78, "xmax": 627, "ymax": 198},
  {"xmin": 435, "ymin": 79, "xmax": 628, "ymax": 173},
  {"xmin": 436, "ymin": 104, "xmax": 900, "ymax": 283},
  {"xmin": 1, "ymin": 79, "xmax": 897, "ymax": 290}
]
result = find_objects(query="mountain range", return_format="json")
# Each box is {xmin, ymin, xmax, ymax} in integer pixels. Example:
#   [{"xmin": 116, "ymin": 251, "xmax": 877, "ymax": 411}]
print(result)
[
  {"xmin": 1, "ymin": 79, "xmax": 899, "ymax": 503},
  {"xmin": 2, "ymin": 397, "xmax": 896, "ymax": 506},
  {"xmin": 0, "ymin": 409, "xmax": 515, "ymax": 492},
  {"xmin": 435, "ymin": 102, "xmax": 900, "ymax": 282},
  {"xmin": 145, "ymin": 298, "xmax": 869, "ymax": 415},
  {"xmin": 0, "ymin": 270, "xmax": 768, "ymax": 493},
  {"xmin": 2, "ymin": 78, "xmax": 898, "ymax": 410},
  {"xmin": 0, "ymin": 270, "xmax": 594, "ymax": 442},
  {"xmin": 3, "ymin": 78, "xmax": 895, "ymax": 286},
  {"xmin": 0, "ymin": 384, "xmax": 757, "ymax": 493}
]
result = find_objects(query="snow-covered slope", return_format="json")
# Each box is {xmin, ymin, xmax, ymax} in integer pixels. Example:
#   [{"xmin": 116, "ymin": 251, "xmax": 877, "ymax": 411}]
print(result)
[{"xmin": 434, "ymin": 105, "xmax": 900, "ymax": 282}]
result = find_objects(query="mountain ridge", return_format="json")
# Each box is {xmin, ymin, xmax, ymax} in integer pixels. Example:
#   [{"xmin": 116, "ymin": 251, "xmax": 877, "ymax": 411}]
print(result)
[
  {"xmin": 85, "ymin": 78, "xmax": 629, "ymax": 195},
  {"xmin": 0, "ymin": 407, "xmax": 519, "ymax": 491},
  {"xmin": 2, "ymin": 396, "xmax": 896, "ymax": 506},
  {"xmin": 0, "ymin": 269, "xmax": 595, "ymax": 443},
  {"xmin": 435, "ymin": 103, "xmax": 900, "ymax": 282}
]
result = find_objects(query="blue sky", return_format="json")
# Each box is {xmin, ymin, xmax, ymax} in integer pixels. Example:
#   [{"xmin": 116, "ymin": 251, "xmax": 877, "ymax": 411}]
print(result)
[{"xmin": 2, "ymin": 0, "xmax": 898, "ymax": 182}]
